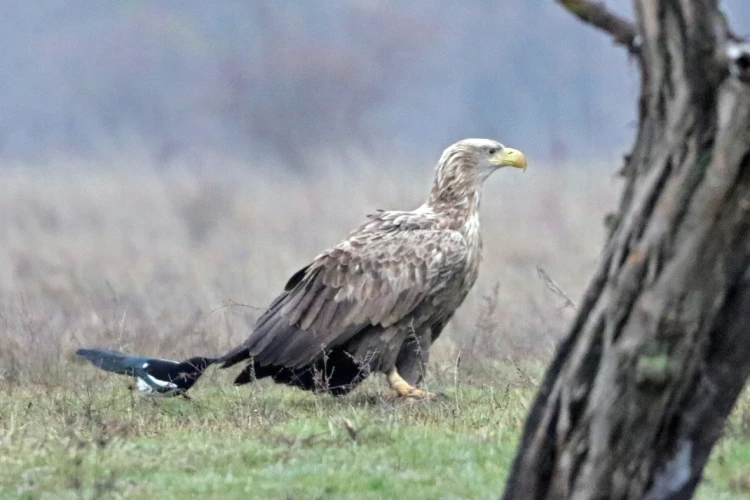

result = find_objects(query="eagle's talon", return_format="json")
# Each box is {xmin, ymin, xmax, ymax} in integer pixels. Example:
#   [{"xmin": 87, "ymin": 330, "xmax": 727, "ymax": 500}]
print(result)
[
  {"xmin": 388, "ymin": 369, "xmax": 441, "ymax": 400},
  {"xmin": 405, "ymin": 389, "xmax": 441, "ymax": 400}
]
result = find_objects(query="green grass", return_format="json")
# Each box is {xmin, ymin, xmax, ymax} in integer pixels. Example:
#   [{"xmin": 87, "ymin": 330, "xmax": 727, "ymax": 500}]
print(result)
[
  {"xmin": 1, "ymin": 167, "xmax": 749, "ymax": 498},
  {"xmin": 2, "ymin": 368, "xmax": 750, "ymax": 499},
  {"xmin": 0, "ymin": 364, "xmax": 538, "ymax": 500}
]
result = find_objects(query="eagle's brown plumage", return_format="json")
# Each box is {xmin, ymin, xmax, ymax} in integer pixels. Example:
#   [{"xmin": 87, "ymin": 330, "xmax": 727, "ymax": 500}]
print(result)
[{"xmin": 221, "ymin": 139, "xmax": 527, "ymax": 397}]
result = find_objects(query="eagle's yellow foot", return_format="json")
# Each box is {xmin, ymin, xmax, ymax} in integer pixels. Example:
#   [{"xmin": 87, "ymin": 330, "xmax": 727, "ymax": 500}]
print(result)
[
  {"xmin": 405, "ymin": 387, "xmax": 442, "ymax": 399},
  {"xmin": 387, "ymin": 369, "xmax": 442, "ymax": 399}
]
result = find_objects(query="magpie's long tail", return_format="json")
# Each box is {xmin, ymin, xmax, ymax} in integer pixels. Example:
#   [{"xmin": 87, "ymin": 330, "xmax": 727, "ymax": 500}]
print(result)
[{"xmin": 75, "ymin": 348, "xmax": 137, "ymax": 376}]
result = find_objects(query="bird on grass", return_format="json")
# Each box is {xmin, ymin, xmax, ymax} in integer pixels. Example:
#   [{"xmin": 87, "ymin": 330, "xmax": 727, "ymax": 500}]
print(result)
[
  {"xmin": 220, "ymin": 138, "xmax": 527, "ymax": 398},
  {"xmin": 76, "ymin": 348, "xmax": 216, "ymax": 399}
]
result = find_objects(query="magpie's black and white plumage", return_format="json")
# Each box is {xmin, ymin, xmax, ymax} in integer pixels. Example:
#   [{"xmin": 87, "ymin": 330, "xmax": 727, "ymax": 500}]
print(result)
[{"xmin": 76, "ymin": 348, "xmax": 216, "ymax": 398}]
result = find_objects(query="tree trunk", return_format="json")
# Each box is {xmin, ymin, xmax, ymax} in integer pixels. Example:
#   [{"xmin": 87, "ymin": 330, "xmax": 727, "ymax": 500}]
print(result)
[{"xmin": 503, "ymin": 1, "xmax": 750, "ymax": 499}]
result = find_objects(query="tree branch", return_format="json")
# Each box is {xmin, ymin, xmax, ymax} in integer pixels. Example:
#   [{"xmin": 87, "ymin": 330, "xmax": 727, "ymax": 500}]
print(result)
[
  {"xmin": 536, "ymin": 265, "xmax": 577, "ymax": 310},
  {"xmin": 558, "ymin": 0, "xmax": 639, "ymax": 54}
]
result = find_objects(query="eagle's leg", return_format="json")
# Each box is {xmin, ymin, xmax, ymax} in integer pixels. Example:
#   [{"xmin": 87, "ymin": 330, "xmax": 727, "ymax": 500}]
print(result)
[
  {"xmin": 387, "ymin": 368, "xmax": 440, "ymax": 399},
  {"xmin": 395, "ymin": 328, "xmax": 433, "ymax": 386}
]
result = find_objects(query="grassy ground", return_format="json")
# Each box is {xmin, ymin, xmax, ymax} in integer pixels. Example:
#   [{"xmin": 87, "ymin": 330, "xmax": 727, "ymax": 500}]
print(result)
[
  {"xmin": 2, "ymin": 370, "xmax": 750, "ymax": 499},
  {"xmin": 0, "ymin": 366, "xmax": 536, "ymax": 500},
  {"xmin": 1, "ymin": 162, "xmax": 749, "ymax": 498}
]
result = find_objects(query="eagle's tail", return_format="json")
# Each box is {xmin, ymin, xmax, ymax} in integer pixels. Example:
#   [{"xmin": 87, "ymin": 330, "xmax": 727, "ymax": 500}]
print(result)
[
  {"xmin": 219, "ymin": 292, "xmax": 288, "ymax": 369},
  {"xmin": 217, "ymin": 344, "xmax": 248, "ymax": 368},
  {"xmin": 75, "ymin": 348, "xmax": 137, "ymax": 376}
]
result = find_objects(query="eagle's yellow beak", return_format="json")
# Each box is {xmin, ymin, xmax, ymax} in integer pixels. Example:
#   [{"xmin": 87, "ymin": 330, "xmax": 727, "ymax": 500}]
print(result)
[{"xmin": 492, "ymin": 148, "xmax": 527, "ymax": 171}]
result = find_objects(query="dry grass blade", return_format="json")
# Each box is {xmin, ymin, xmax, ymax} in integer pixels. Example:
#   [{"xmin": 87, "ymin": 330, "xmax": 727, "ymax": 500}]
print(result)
[
  {"xmin": 209, "ymin": 299, "xmax": 266, "ymax": 314},
  {"xmin": 342, "ymin": 418, "xmax": 358, "ymax": 442}
]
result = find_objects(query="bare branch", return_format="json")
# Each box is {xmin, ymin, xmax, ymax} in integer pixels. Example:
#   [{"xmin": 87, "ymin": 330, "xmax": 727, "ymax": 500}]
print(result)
[
  {"xmin": 209, "ymin": 299, "xmax": 266, "ymax": 314},
  {"xmin": 557, "ymin": 0, "xmax": 639, "ymax": 54},
  {"xmin": 536, "ymin": 265, "xmax": 577, "ymax": 310}
]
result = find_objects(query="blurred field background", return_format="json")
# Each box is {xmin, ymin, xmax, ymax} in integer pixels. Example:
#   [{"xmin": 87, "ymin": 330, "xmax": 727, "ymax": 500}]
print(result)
[
  {"xmin": 3, "ymin": 1, "xmax": 750, "ymax": 498},
  {"xmin": 0, "ymin": 159, "xmax": 615, "ymax": 384}
]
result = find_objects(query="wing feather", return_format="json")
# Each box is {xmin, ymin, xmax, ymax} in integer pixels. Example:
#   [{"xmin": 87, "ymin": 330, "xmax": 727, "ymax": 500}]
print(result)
[{"xmin": 222, "ymin": 225, "xmax": 469, "ymax": 370}]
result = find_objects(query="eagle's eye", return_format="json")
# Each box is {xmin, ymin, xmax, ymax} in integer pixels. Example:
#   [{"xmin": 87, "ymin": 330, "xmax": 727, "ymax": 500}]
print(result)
[{"xmin": 488, "ymin": 147, "xmax": 499, "ymax": 156}]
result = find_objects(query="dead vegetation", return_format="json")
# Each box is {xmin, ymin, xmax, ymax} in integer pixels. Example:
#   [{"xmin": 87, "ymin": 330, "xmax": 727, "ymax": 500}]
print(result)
[{"xmin": 0, "ymin": 160, "xmax": 616, "ymax": 388}]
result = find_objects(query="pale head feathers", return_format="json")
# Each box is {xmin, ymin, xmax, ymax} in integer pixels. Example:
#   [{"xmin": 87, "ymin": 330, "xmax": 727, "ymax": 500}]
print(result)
[{"xmin": 427, "ymin": 138, "xmax": 522, "ymax": 215}]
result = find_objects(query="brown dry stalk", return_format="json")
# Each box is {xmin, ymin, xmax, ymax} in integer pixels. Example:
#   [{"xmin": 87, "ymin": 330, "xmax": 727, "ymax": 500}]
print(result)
[{"xmin": 536, "ymin": 265, "xmax": 577, "ymax": 310}]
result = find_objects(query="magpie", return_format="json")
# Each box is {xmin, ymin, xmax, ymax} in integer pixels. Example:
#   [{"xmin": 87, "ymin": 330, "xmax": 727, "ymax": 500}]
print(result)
[{"xmin": 76, "ymin": 348, "xmax": 216, "ymax": 399}]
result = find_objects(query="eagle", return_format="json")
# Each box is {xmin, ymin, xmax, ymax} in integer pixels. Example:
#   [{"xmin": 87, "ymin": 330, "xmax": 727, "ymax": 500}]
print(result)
[{"xmin": 220, "ymin": 139, "xmax": 527, "ymax": 398}]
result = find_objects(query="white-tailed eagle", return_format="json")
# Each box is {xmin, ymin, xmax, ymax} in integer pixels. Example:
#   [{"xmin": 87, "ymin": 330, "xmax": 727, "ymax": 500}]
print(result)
[{"xmin": 220, "ymin": 139, "xmax": 527, "ymax": 398}]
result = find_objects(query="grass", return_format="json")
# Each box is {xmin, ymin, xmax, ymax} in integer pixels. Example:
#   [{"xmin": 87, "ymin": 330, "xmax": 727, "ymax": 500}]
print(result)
[
  {"xmin": 3, "ymin": 371, "xmax": 750, "ymax": 499},
  {"xmin": 1, "ymin": 160, "xmax": 749, "ymax": 498},
  {"xmin": 0, "ymin": 367, "xmax": 538, "ymax": 500}
]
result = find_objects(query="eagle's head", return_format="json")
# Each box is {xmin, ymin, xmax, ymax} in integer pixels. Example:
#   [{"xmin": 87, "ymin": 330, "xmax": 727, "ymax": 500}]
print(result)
[{"xmin": 429, "ymin": 138, "xmax": 527, "ymax": 209}]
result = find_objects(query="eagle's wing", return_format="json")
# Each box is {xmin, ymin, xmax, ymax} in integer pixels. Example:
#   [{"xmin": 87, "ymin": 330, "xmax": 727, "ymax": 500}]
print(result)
[{"xmin": 222, "ymin": 227, "xmax": 468, "ymax": 369}]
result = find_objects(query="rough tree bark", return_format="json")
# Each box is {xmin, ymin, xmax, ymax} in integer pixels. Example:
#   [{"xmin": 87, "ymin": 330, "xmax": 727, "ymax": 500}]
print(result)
[{"xmin": 503, "ymin": 1, "xmax": 750, "ymax": 499}]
